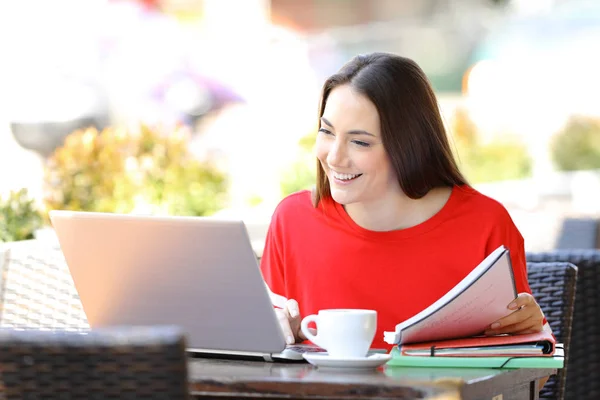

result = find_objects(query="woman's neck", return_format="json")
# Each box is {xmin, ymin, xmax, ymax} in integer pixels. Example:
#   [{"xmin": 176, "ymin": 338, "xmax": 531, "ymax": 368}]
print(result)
[{"xmin": 343, "ymin": 186, "xmax": 453, "ymax": 232}]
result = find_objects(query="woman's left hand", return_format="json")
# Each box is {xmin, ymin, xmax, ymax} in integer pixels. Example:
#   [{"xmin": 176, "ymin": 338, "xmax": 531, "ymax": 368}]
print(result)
[{"xmin": 485, "ymin": 293, "xmax": 545, "ymax": 336}]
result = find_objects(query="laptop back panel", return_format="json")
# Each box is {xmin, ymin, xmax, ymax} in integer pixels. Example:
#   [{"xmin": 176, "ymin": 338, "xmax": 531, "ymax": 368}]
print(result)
[{"xmin": 49, "ymin": 211, "xmax": 287, "ymax": 355}]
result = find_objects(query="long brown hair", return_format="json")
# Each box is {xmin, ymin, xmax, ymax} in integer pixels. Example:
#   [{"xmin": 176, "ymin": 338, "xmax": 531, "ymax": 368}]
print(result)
[{"xmin": 314, "ymin": 53, "xmax": 466, "ymax": 206}]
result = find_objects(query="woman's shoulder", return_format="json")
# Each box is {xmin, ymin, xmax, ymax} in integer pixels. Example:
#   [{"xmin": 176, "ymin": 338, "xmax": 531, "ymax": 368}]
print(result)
[
  {"xmin": 272, "ymin": 189, "xmax": 314, "ymax": 218},
  {"xmin": 453, "ymin": 185, "xmax": 513, "ymax": 222}
]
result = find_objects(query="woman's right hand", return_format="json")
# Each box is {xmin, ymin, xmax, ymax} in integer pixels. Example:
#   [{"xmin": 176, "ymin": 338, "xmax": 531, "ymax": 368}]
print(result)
[{"xmin": 274, "ymin": 299, "xmax": 314, "ymax": 344}]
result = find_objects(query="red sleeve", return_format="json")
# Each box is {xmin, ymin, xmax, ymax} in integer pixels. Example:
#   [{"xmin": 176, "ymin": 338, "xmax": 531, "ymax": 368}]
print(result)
[
  {"xmin": 486, "ymin": 213, "xmax": 532, "ymax": 295},
  {"xmin": 259, "ymin": 206, "xmax": 287, "ymax": 299}
]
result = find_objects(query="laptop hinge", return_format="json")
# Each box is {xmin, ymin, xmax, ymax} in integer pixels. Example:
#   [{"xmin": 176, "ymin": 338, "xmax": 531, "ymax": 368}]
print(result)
[{"xmin": 262, "ymin": 354, "xmax": 274, "ymax": 362}]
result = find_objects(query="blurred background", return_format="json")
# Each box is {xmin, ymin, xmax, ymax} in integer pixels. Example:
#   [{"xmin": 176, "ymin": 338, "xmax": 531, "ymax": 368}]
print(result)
[{"xmin": 1, "ymin": 0, "xmax": 599, "ymax": 252}]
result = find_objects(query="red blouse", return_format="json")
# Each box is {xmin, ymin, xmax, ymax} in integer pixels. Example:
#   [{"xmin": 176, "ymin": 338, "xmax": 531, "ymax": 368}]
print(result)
[{"xmin": 260, "ymin": 186, "xmax": 531, "ymax": 349}]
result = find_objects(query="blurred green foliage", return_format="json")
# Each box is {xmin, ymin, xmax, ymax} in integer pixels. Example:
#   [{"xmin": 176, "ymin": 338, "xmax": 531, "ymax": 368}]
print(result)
[
  {"xmin": 43, "ymin": 125, "xmax": 228, "ymax": 218},
  {"xmin": 280, "ymin": 130, "xmax": 317, "ymax": 197},
  {"xmin": 280, "ymin": 156, "xmax": 316, "ymax": 197},
  {"xmin": 451, "ymin": 108, "xmax": 532, "ymax": 183},
  {"xmin": 551, "ymin": 115, "xmax": 600, "ymax": 171},
  {"xmin": 0, "ymin": 188, "xmax": 44, "ymax": 242}
]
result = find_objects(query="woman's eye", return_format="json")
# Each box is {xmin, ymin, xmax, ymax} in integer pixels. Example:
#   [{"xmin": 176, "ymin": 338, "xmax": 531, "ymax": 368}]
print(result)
[
  {"xmin": 318, "ymin": 128, "xmax": 333, "ymax": 135},
  {"xmin": 353, "ymin": 140, "xmax": 370, "ymax": 147}
]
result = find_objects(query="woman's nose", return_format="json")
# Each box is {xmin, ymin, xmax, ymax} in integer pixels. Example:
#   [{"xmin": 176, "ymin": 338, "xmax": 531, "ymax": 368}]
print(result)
[{"xmin": 326, "ymin": 139, "xmax": 348, "ymax": 167}]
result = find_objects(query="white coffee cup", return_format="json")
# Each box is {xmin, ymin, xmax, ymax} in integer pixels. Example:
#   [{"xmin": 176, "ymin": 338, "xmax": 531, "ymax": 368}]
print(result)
[{"xmin": 300, "ymin": 309, "xmax": 377, "ymax": 358}]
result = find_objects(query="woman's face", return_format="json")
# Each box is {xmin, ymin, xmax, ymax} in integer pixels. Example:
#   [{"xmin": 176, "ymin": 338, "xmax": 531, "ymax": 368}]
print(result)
[{"xmin": 316, "ymin": 84, "xmax": 399, "ymax": 206}]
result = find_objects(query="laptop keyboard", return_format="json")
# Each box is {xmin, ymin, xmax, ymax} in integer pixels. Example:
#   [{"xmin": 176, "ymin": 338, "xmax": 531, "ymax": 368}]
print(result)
[{"xmin": 287, "ymin": 345, "xmax": 326, "ymax": 354}]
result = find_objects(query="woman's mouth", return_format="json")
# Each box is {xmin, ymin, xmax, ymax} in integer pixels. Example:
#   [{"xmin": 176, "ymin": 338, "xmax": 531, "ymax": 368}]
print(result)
[{"xmin": 332, "ymin": 172, "xmax": 363, "ymax": 184}]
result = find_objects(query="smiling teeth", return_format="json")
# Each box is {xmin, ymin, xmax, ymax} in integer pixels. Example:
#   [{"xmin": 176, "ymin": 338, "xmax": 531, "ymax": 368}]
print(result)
[{"xmin": 333, "ymin": 172, "xmax": 360, "ymax": 181}]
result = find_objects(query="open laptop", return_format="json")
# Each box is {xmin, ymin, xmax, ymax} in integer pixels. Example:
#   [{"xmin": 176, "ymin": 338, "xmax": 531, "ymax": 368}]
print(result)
[{"xmin": 49, "ymin": 210, "xmax": 324, "ymax": 362}]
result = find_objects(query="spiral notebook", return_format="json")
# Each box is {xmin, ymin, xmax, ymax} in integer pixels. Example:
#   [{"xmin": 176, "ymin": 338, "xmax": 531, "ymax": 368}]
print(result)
[
  {"xmin": 397, "ymin": 326, "xmax": 556, "ymax": 358},
  {"xmin": 387, "ymin": 346, "xmax": 564, "ymax": 369},
  {"xmin": 384, "ymin": 245, "xmax": 517, "ymax": 346}
]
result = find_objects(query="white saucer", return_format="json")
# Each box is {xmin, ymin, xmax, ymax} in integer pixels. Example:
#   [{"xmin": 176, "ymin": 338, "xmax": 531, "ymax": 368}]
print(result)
[{"xmin": 303, "ymin": 353, "xmax": 392, "ymax": 369}]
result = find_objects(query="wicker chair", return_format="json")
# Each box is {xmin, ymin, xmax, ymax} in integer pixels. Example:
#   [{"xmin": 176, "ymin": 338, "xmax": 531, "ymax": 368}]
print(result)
[
  {"xmin": 527, "ymin": 250, "xmax": 600, "ymax": 400},
  {"xmin": 0, "ymin": 326, "xmax": 189, "ymax": 399},
  {"xmin": 555, "ymin": 218, "xmax": 600, "ymax": 249},
  {"xmin": 527, "ymin": 262, "xmax": 577, "ymax": 400},
  {"xmin": 0, "ymin": 241, "xmax": 88, "ymax": 330}
]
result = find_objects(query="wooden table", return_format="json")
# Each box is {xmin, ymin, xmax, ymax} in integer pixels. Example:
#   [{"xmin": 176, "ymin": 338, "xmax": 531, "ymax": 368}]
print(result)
[{"xmin": 189, "ymin": 357, "xmax": 555, "ymax": 399}]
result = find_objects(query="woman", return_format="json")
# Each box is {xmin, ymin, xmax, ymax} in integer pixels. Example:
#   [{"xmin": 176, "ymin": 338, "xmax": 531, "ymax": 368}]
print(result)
[{"xmin": 260, "ymin": 53, "xmax": 545, "ymax": 350}]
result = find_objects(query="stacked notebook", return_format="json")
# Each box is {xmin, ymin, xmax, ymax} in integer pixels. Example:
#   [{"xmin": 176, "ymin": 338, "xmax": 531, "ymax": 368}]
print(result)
[
  {"xmin": 388, "ymin": 346, "xmax": 564, "ymax": 369},
  {"xmin": 384, "ymin": 246, "xmax": 561, "ymax": 368}
]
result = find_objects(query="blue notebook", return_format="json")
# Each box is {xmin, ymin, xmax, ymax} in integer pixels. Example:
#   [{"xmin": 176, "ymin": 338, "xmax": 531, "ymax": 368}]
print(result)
[{"xmin": 387, "ymin": 346, "xmax": 564, "ymax": 369}]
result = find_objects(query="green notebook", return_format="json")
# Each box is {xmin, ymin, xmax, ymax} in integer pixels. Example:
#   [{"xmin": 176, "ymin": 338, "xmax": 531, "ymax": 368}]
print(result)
[{"xmin": 387, "ymin": 346, "xmax": 564, "ymax": 369}]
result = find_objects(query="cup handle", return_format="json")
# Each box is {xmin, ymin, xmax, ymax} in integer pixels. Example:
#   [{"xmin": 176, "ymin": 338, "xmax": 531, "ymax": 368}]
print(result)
[{"xmin": 300, "ymin": 314, "xmax": 324, "ymax": 348}]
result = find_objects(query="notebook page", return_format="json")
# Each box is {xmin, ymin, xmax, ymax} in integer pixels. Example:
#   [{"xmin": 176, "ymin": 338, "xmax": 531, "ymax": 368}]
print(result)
[{"xmin": 384, "ymin": 246, "xmax": 517, "ymax": 345}]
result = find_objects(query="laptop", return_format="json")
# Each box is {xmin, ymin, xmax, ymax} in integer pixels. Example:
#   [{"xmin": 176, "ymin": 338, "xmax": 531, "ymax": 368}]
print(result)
[{"xmin": 49, "ymin": 210, "xmax": 324, "ymax": 362}]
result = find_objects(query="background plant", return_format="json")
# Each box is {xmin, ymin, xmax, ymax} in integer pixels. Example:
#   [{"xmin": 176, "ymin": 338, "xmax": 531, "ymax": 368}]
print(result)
[
  {"xmin": 0, "ymin": 188, "xmax": 44, "ymax": 242},
  {"xmin": 43, "ymin": 125, "xmax": 228, "ymax": 218},
  {"xmin": 551, "ymin": 115, "xmax": 600, "ymax": 171},
  {"xmin": 450, "ymin": 108, "xmax": 532, "ymax": 183},
  {"xmin": 279, "ymin": 130, "xmax": 317, "ymax": 197}
]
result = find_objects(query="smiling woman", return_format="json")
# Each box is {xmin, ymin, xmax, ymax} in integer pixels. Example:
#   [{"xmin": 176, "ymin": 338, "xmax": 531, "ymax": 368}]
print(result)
[
  {"xmin": 315, "ymin": 54, "xmax": 465, "ymax": 206},
  {"xmin": 316, "ymin": 87, "xmax": 386, "ymax": 207},
  {"xmin": 259, "ymin": 53, "xmax": 546, "ymax": 354}
]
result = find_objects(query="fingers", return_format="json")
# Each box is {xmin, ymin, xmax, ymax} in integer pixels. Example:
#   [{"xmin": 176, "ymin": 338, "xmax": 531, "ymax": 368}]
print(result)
[
  {"xmin": 485, "ymin": 317, "xmax": 543, "ymax": 335},
  {"xmin": 277, "ymin": 299, "xmax": 317, "ymax": 343},
  {"xmin": 276, "ymin": 299, "xmax": 304, "ymax": 345},
  {"xmin": 298, "ymin": 326, "xmax": 317, "ymax": 341},
  {"xmin": 510, "ymin": 327, "xmax": 544, "ymax": 335},
  {"xmin": 285, "ymin": 299, "xmax": 300, "ymax": 319},
  {"xmin": 285, "ymin": 299, "xmax": 306, "ymax": 342},
  {"xmin": 274, "ymin": 308, "xmax": 296, "ymax": 345},
  {"xmin": 485, "ymin": 293, "xmax": 544, "ymax": 336},
  {"xmin": 506, "ymin": 293, "xmax": 535, "ymax": 310}
]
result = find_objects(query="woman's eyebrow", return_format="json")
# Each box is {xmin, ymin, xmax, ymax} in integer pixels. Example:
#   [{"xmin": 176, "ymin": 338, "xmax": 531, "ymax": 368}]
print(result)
[
  {"xmin": 320, "ymin": 117, "xmax": 334, "ymax": 128},
  {"xmin": 320, "ymin": 117, "xmax": 375, "ymax": 137}
]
